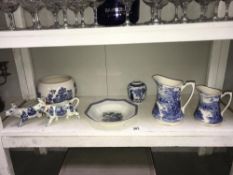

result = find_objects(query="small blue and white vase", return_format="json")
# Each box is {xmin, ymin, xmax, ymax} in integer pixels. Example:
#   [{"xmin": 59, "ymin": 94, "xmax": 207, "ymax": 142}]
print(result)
[
  {"xmin": 128, "ymin": 81, "xmax": 147, "ymax": 103},
  {"xmin": 152, "ymin": 75, "xmax": 195, "ymax": 123},
  {"xmin": 194, "ymin": 85, "xmax": 232, "ymax": 124}
]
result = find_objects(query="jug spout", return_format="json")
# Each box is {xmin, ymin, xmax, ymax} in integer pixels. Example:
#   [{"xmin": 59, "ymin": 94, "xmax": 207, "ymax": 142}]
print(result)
[{"xmin": 152, "ymin": 75, "xmax": 184, "ymax": 88}]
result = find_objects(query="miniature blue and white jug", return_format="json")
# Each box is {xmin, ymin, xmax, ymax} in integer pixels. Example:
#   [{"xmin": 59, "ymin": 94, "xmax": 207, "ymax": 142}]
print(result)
[
  {"xmin": 152, "ymin": 75, "xmax": 195, "ymax": 123},
  {"xmin": 128, "ymin": 81, "xmax": 147, "ymax": 103},
  {"xmin": 194, "ymin": 85, "xmax": 232, "ymax": 124}
]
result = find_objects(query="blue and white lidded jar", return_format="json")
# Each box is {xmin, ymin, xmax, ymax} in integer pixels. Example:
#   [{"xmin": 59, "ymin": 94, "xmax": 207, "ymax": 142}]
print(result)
[
  {"xmin": 128, "ymin": 81, "xmax": 147, "ymax": 103},
  {"xmin": 194, "ymin": 85, "xmax": 232, "ymax": 124}
]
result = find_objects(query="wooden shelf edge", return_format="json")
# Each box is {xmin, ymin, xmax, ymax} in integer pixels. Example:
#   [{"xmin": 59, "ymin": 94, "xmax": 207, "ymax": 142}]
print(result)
[{"xmin": 0, "ymin": 22, "xmax": 232, "ymax": 48}]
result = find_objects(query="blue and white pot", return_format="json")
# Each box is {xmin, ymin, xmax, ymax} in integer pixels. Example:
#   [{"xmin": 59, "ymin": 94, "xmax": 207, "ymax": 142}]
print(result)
[
  {"xmin": 152, "ymin": 75, "xmax": 195, "ymax": 123},
  {"xmin": 128, "ymin": 81, "xmax": 147, "ymax": 103},
  {"xmin": 194, "ymin": 85, "xmax": 232, "ymax": 124},
  {"xmin": 37, "ymin": 75, "xmax": 75, "ymax": 104}
]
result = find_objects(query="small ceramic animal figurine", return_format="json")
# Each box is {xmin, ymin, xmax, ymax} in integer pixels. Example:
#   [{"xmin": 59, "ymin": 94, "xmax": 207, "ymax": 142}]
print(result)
[
  {"xmin": 194, "ymin": 85, "xmax": 232, "ymax": 124},
  {"xmin": 5, "ymin": 100, "xmax": 45, "ymax": 126},
  {"xmin": 38, "ymin": 97, "xmax": 80, "ymax": 126}
]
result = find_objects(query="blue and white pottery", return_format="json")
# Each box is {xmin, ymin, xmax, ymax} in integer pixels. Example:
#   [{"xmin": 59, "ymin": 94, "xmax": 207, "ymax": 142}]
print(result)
[
  {"xmin": 128, "ymin": 81, "xmax": 147, "ymax": 103},
  {"xmin": 152, "ymin": 75, "xmax": 195, "ymax": 123},
  {"xmin": 5, "ymin": 99, "xmax": 46, "ymax": 126},
  {"xmin": 37, "ymin": 75, "xmax": 75, "ymax": 104},
  {"xmin": 37, "ymin": 97, "xmax": 80, "ymax": 126},
  {"xmin": 194, "ymin": 85, "xmax": 232, "ymax": 124},
  {"xmin": 85, "ymin": 99, "xmax": 138, "ymax": 122}
]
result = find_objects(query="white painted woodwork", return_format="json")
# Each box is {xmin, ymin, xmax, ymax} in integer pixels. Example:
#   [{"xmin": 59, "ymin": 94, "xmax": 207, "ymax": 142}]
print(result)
[
  {"xmin": 13, "ymin": 49, "xmax": 36, "ymax": 100},
  {"xmin": 207, "ymin": 40, "xmax": 231, "ymax": 89},
  {"xmin": 0, "ymin": 142, "xmax": 14, "ymax": 175},
  {"xmin": 0, "ymin": 22, "xmax": 232, "ymax": 49},
  {"xmin": 59, "ymin": 148, "xmax": 156, "ymax": 175},
  {"xmin": 1, "ymin": 96, "xmax": 233, "ymax": 148}
]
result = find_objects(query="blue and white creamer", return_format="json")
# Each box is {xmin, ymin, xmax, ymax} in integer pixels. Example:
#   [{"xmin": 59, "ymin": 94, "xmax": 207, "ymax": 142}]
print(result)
[
  {"xmin": 128, "ymin": 81, "xmax": 147, "ymax": 103},
  {"xmin": 194, "ymin": 85, "xmax": 232, "ymax": 124},
  {"xmin": 152, "ymin": 75, "xmax": 195, "ymax": 123}
]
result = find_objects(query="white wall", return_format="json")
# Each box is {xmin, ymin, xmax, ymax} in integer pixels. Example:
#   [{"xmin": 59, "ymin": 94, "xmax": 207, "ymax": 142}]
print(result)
[{"xmin": 31, "ymin": 42, "xmax": 211, "ymax": 97}]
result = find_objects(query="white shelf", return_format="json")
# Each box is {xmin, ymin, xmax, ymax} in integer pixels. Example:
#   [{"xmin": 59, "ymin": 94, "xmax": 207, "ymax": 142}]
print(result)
[
  {"xmin": 0, "ymin": 22, "xmax": 233, "ymax": 48},
  {"xmin": 2, "ymin": 96, "xmax": 233, "ymax": 148}
]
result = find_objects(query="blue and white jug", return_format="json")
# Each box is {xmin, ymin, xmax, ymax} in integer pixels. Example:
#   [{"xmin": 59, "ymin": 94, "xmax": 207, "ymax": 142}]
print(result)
[
  {"xmin": 194, "ymin": 85, "xmax": 232, "ymax": 124},
  {"xmin": 152, "ymin": 75, "xmax": 195, "ymax": 123}
]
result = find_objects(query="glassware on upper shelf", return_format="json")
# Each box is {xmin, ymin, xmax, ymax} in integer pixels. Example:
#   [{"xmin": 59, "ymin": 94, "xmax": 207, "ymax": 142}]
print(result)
[
  {"xmin": 169, "ymin": 0, "xmax": 181, "ymax": 23},
  {"xmin": 42, "ymin": 0, "xmax": 64, "ymax": 28},
  {"xmin": 180, "ymin": 0, "xmax": 192, "ymax": 23},
  {"xmin": 96, "ymin": 0, "xmax": 139, "ymax": 26},
  {"xmin": 68, "ymin": 0, "xmax": 90, "ymax": 27},
  {"xmin": 143, "ymin": 0, "xmax": 161, "ymax": 24},
  {"xmin": 122, "ymin": 0, "xmax": 136, "ymax": 25},
  {"xmin": 195, "ymin": 0, "xmax": 209, "ymax": 22},
  {"xmin": 97, "ymin": 0, "xmax": 126, "ymax": 26},
  {"xmin": 87, "ymin": 0, "xmax": 105, "ymax": 27},
  {"xmin": 222, "ymin": 0, "xmax": 231, "ymax": 20},
  {"xmin": 211, "ymin": 0, "xmax": 220, "ymax": 21},
  {"xmin": 158, "ymin": 0, "xmax": 168, "ymax": 23},
  {"xmin": 0, "ymin": 0, "xmax": 19, "ymax": 30},
  {"xmin": 20, "ymin": 0, "xmax": 44, "ymax": 29},
  {"xmin": 143, "ymin": 0, "xmax": 168, "ymax": 24}
]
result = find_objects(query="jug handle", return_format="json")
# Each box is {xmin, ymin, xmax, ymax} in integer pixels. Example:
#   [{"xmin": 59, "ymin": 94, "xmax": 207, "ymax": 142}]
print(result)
[
  {"xmin": 181, "ymin": 82, "xmax": 195, "ymax": 113},
  {"xmin": 220, "ymin": 92, "xmax": 232, "ymax": 116}
]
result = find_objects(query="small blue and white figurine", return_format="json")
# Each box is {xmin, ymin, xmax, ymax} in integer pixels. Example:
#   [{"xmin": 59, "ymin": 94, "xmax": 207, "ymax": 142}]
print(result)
[
  {"xmin": 38, "ymin": 97, "xmax": 80, "ymax": 126},
  {"xmin": 5, "ymin": 99, "xmax": 46, "ymax": 126},
  {"xmin": 194, "ymin": 85, "xmax": 232, "ymax": 124},
  {"xmin": 152, "ymin": 75, "xmax": 195, "ymax": 123},
  {"xmin": 128, "ymin": 81, "xmax": 147, "ymax": 103}
]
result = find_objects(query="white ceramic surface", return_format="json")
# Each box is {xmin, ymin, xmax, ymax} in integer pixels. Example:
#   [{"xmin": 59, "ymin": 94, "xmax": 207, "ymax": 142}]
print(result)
[
  {"xmin": 37, "ymin": 75, "xmax": 75, "ymax": 104},
  {"xmin": 85, "ymin": 99, "xmax": 138, "ymax": 122}
]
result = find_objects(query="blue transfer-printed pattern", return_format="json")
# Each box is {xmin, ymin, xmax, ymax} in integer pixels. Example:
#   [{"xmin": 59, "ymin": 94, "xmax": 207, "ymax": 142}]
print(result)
[
  {"xmin": 48, "ymin": 107, "xmax": 54, "ymax": 116},
  {"xmin": 55, "ymin": 106, "xmax": 67, "ymax": 117},
  {"xmin": 194, "ymin": 95, "xmax": 222, "ymax": 124},
  {"xmin": 21, "ymin": 111, "xmax": 28, "ymax": 122},
  {"xmin": 128, "ymin": 84, "xmax": 147, "ymax": 103},
  {"xmin": 45, "ymin": 87, "xmax": 73, "ymax": 104},
  {"xmin": 48, "ymin": 106, "xmax": 67, "ymax": 117},
  {"xmin": 27, "ymin": 107, "xmax": 36, "ymax": 116},
  {"xmin": 152, "ymin": 85, "xmax": 183, "ymax": 122},
  {"xmin": 69, "ymin": 104, "xmax": 74, "ymax": 112}
]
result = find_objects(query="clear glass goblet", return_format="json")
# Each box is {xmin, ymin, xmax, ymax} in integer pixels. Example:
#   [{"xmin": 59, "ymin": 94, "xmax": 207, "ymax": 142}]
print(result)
[
  {"xmin": 195, "ymin": 0, "xmax": 208, "ymax": 21},
  {"xmin": 42, "ymin": 0, "xmax": 64, "ymax": 28},
  {"xmin": 169, "ymin": 0, "xmax": 181, "ymax": 23},
  {"xmin": 143, "ymin": 0, "xmax": 160, "ymax": 24},
  {"xmin": 67, "ymin": 0, "xmax": 79, "ymax": 27},
  {"xmin": 180, "ymin": 0, "xmax": 192, "ymax": 22},
  {"xmin": 0, "ymin": 0, "xmax": 19, "ymax": 30},
  {"xmin": 68, "ymin": 0, "xmax": 90, "ymax": 27},
  {"xmin": 223, "ymin": 0, "xmax": 231, "ymax": 20},
  {"xmin": 158, "ymin": 0, "xmax": 168, "ymax": 23},
  {"xmin": 212, "ymin": 0, "xmax": 220, "ymax": 20},
  {"xmin": 88, "ymin": 0, "xmax": 105, "ymax": 27},
  {"xmin": 20, "ymin": 0, "xmax": 44, "ymax": 29},
  {"xmin": 122, "ymin": 0, "xmax": 136, "ymax": 25}
]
